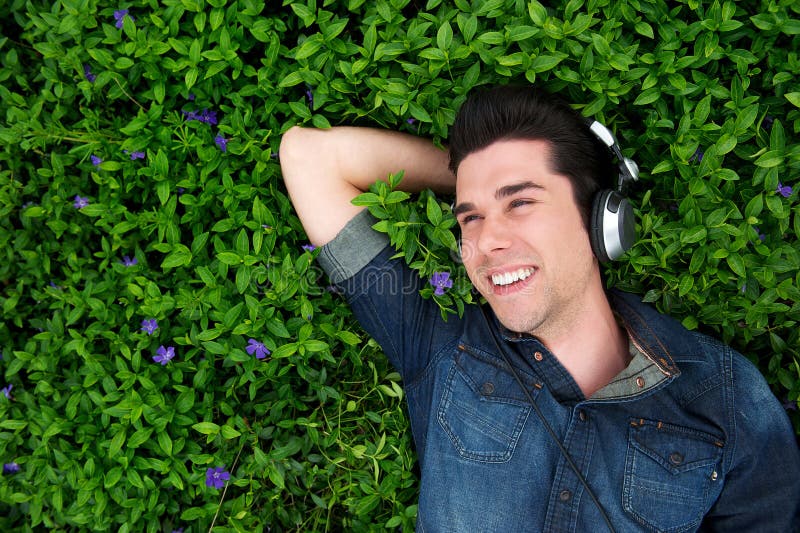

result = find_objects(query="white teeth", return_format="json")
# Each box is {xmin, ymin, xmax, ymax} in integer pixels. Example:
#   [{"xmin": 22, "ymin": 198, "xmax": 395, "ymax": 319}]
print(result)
[{"xmin": 492, "ymin": 268, "xmax": 534, "ymax": 286}]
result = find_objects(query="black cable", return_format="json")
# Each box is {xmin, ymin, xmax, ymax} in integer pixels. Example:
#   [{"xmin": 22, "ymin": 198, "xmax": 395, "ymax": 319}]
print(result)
[{"xmin": 479, "ymin": 305, "xmax": 616, "ymax": 533}]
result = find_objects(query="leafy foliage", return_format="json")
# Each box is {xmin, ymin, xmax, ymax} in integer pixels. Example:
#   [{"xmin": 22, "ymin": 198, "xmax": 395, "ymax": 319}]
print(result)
[{"xmin": 0, "ymin": 0, "xmax": 798, "ymax": 530}]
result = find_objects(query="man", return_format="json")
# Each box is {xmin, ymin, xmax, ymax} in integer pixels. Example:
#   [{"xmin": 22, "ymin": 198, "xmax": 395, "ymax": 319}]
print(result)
[{"xmin": 279, "ymin": 85, "xmax": 800, "ymax": 532}]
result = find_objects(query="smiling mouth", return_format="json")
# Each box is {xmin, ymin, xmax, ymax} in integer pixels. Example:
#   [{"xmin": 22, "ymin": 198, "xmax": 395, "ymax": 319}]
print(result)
[{"xmin": 491, "ymin": 267, "xmax": 535, "ymax": 287}]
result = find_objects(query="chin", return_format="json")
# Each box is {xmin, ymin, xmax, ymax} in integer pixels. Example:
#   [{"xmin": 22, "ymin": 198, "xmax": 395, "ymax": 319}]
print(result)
[{"xmin": 492, "ymin": 308, "xmax": 541, "ymax": 336}]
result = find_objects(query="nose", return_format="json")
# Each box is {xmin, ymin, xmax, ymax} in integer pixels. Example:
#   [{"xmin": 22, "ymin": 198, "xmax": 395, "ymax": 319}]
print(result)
[{"xmin": 472, "ymin": 216, "xmax": 512, "ymax": 257}]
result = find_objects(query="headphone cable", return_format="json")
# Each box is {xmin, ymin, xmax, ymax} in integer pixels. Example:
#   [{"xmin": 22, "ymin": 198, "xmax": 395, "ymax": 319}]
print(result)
[{"xmin": 479, "ymin": 305, "xmax": 616, "ymax": 533}]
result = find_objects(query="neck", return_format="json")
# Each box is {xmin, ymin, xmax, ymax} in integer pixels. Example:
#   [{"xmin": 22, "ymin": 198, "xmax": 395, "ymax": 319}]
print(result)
[{"xmin": 538, "ymin": 286, "xmax": 630, "ymax": 398}]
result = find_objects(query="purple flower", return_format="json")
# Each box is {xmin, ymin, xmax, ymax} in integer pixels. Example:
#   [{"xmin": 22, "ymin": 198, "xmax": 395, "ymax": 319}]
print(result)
[
  {"xmin": 429, "ymin": 271, "xmax": 453, "ymax": 296},
  {"xmin": 302, "ymin": 244, "xmax": 316, "ymax": 252},
  {"xmin": 188, "ymin": 93, "xmax": 195, "ymax": 101},
  {"xmin": 172, "ymin": 529, "xmax": 184, "ymax": 533},
  {"xmin": 200, "ymin": 109, "xmax": 218, "ymax": 125},
  {"xmin": 83, "ymin": 64, "xmax": 96, "ymax": 83},
  {"xmin": 114, "ymin": 9, "xmax": 133, "ymax": 29},
  {"xmin": 141, "ymin": 319, "xmax": 158, "ymax": 335},
  {"xmin": 777, "ymin": 182, "xmax": 792, "ymax": 198},
  {"xmin": 205, "ymin": 466, "xmax": 230, "ymax": 489},
  {"xmin": 3, "ymin": 462, "xmax": 20, "ymax": 475},
  {"xmin": 182, "ymin": 108, "xmax": 218, "ymax": 125},
  {"xmin": 246, "ymin": 338, "xmax": 270, "ymax": 360},
  {"xmin": 124, "ymin": 150, "xmax": 145, "ymax": 160},
  {"xmin": 215, "ymin": 134, "xmax": 228, "ymax": 152},
  {"xmin": 753, "ymin": 227, "xmax": 766, "ymax": 242},
  {"xmin": 91, "ymin": 154, "xmax": 103, "ymax": 166},
  {"xmin": 73, "ymin": 195, "xmax": 89, "ymax": 209},
  {"xmin": 153, "ymin": 345, "xmax": 175, "ymax": 365},
  {"xmin": 1, "ymin": 384, "xmax": 11, "ymax": 399},
  {"xmin": 121, "ymin": 255, "xmax": 138, "ymax": 266},
  {"xmin": 305, "ymin": 87, "xmax": 314, "ymax": 107},
  {"xmin": 49, "ymin": 281, "xmax": 60, "ymax": 289},
  {"xmin": 406, "ymin": 118, "xmax": 417, "ymax": 125},
  {"xmin": 177, "ymin": 187, "xmax": 185, "ymax": 196},
  {"xmin": 690, "ymin": 148, "xmax": 704, "ymax": 163}
]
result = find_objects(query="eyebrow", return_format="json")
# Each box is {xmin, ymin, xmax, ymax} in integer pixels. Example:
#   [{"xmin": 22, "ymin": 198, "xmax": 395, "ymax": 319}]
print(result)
[{"xmin": 453, "ymin": 180, "xmax": 544, "ymax": 217}]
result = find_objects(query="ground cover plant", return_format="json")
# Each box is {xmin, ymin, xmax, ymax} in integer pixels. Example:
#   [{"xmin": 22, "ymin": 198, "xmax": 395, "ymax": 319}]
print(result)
[{"xmin": 1, "ymin": 0, "xmax": 799, "ymax": 530}]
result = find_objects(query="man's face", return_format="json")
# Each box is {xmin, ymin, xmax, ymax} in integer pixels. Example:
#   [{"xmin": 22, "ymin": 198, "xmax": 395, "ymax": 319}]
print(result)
[{"xmin": 454, "ymin": 139, "xmax": 600, "ymax": 339}]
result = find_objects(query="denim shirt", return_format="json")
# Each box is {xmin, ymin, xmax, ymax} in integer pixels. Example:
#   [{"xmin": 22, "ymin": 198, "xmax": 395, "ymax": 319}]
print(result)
[{"xmin": 318, "ymin": 210, "xmax": 800, "ymax": 532}]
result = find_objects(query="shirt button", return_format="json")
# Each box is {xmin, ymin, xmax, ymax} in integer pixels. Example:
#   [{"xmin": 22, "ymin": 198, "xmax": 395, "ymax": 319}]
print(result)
[
  {"xmin": 579, "ymin": 410, "xmax": 587, "ymax": 422},
  {"xmin": 533, "ymin": 351, "xmax": 544, "ymax": 361},
  {"xmin": 636, "ymin": 376, "xmax": 646, "ymax": 388},
  {"xmin": 559, "ymin": 489, "xmax": 572, "ymax": 502},
  {"xmin": 480, "ymin": 382, "xmax": 495, "ymax": 396},
  {"xmin": 669, "ymin": 452, "xmax": 684, "ymax": 465}
]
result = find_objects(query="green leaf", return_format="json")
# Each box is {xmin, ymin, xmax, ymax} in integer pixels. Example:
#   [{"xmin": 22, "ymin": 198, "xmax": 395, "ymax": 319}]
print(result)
[
  {"xmin": 108, "ymin": 430, "xmax": 126, "ymax": 459},
  {"xmin": 734, "ymin": 104, "xmax": 759, "ymax": 133},
  {"xmin": 221, "ymin": 425, "xmax": 241, "ymax": 439},
  {"xmin": 162, "ymin": 244, "xmax": 192, "ymax": 269},
  {"xmin": 528, "ymin": 1, "xmax": 547, "ymax": 25},
  {"xmin": 744, "ymin": 194, "xmax": 763, "ymax": 218},
  {"xmin": 104, "ymin": 467, "xmax": 123, "ymax": 489},
  {"xmin": 785, "ymin": 92, "xmax": 800, "ymax": 108},
  {"xmin": 295, "ymin": 35, "xmax": 324, "ymax": 60},
  {"xmin": 426, "ymin": 195, "xmax": 443, "ymax": 226},
  {"xmin": 157, "ymin": 431, "xmax": 172, "ymax": 456},
  {"xmin": 271, "ymin": 344, "xmax": 297, "ymax": 359},
  {"xmin": 634, "ymin": 22, "xmax": 654, "ymax": 38},
  {"xmin": 634, "ymin": 88, "xmax": 661, "ymax": 105},
  {"xmin": 0, "ymin": 420, "xmax": 27, "ymax": 430},
  {"xmin": 681, "ymin": 227, "xmax": 707, "ymax": 244},
  {"xmin": 716, "ymin": 133, "xmax": 737, "ymax": 155},
  {"xmin": 437, "ymin": 21, "xmax": 453, "ymax": 50},
  {"xmin": 217, "ymin": 252, "xmax": 242, "ymax": 265},
  {"xmin": 128, "ymin": 427, "xmax": 153, "ymax": 448},
  {"xmin": 530, "ymin": 53, "xmax": 567, "ymax": 73},
  {"xmin": 726, "ymin": 253, "xmax": 746, "ymax": 277},
  {"xmin": 754, "ymin": 150, "xmax": 784, "ymax": 168},
  {"xmin": 591, "ymin": 34, "xmax": 611, "ymax": 56},
  {"xmin": 192, "ymin": 422, "xmax": 220, "ymax": 435},
  {"xmin": 185, "ymin": 67, "xmax": 199, "ymax": 90},
  {"xmin": 279, "ymin": 71, "xmax": 305, "ymax": 88}
]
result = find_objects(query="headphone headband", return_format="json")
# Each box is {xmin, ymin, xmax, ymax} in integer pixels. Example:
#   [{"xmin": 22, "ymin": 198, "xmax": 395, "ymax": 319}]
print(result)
[{"xmin": 588, "ymin": 120, "xmax": 639, "ymax": 190}]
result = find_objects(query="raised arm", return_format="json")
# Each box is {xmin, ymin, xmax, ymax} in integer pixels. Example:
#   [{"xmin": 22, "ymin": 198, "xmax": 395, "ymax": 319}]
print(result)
[{"xmin": 279, "ymin": 126, "xmax": 454, "ymax": 246}]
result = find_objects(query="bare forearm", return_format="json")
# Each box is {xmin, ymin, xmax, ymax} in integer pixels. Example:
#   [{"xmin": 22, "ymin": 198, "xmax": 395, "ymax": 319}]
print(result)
[{"xmin": 279, "ymin": 126, "xmax": 454, "ymax": 245}]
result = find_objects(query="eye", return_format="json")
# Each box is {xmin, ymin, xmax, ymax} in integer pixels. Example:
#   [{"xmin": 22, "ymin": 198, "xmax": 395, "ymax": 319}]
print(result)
[
  {"xmin": 509, "ymin": 198, "xmax": 533, "ymax": 209},
  {"xmin": 459, "ymin": 213, "xmax": 482, "ymax": 225}
]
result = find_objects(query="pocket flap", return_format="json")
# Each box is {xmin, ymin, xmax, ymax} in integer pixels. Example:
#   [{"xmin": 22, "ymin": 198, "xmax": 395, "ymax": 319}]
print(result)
[{"xmin": 629, "ymin": 419, "xmax": 724, "ymax": 475}]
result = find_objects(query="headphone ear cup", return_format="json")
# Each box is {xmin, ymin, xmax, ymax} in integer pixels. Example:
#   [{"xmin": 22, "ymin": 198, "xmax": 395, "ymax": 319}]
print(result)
[
  {"xmin": 590, "ymin": 190, "xmax": 636, "ymax": 262},
  {"xmin": 590, "ymin": 190, "xmax": 612, "ymax": 263}
]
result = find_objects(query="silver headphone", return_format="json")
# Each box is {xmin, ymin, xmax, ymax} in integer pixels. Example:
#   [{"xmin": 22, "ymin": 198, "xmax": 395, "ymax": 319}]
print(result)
[{"xmin": 587, "ymin": 120, "xmax": 639, "ymax": 262}]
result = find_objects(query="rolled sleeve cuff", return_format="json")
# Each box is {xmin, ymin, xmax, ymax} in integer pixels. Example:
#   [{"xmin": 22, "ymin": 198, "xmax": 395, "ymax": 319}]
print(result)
[{"xmin": 317, "ymin": 209, "xmax": 390, "ymax": 283}]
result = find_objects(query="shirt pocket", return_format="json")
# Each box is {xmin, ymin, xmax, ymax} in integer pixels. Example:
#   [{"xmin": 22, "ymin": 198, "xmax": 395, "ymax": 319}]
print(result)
[
  {"xmin": 623, "ymin": 418, "xmax": 724, "ymax": 532},
  {"xmin": 436, "ymin": 348, "xmax": 534, "ymax": 463}
]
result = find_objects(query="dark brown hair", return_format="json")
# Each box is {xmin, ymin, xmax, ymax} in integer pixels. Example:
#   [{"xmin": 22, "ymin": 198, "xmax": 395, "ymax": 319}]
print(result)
[{"xmin": 448, "ymin": 85, "xmax": 615, "ymax": 227}]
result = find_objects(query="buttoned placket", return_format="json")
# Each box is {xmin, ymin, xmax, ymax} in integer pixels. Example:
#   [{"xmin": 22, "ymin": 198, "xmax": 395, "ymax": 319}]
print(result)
[
  {"xmin": 542, "ymin": 404, "xmax": 596, "ymax": 532},
  {"xmin": 503, "ymin": 336, "xmax": 597, "ymax": 531}
]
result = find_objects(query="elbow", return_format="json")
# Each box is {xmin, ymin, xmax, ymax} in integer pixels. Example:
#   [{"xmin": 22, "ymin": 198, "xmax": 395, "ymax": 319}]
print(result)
[
  {"xmin": 278, "ymin": 125, "xmax": 316, "ymax": 190},
  {"xmin": 278, "ymin": 125, "xmax": 306, "ymax": 172}
]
